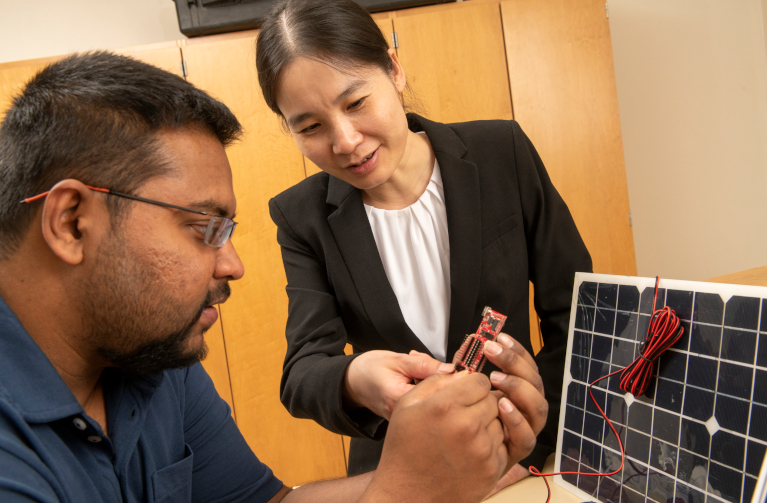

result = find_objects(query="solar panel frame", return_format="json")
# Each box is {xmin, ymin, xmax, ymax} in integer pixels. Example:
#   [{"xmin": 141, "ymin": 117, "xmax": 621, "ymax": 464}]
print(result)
[{"xmin": 554, "ymin": 273, "xmax": 767, "ymax": 503}]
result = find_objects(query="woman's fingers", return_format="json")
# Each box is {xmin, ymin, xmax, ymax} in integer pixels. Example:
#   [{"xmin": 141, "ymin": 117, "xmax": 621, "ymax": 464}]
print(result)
[{"xmin": 399, "ymin": 352, "xmax": 455, "ymax": 380}]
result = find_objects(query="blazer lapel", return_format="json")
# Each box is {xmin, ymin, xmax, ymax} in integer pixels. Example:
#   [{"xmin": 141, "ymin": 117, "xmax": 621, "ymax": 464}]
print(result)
[
  {"xmin": 412, "ymin": 115, "xmax": 483, "ymax": 361},
  {"xmin": 326, "ymin": 176, "xmax": 431, "ymax": 355}
]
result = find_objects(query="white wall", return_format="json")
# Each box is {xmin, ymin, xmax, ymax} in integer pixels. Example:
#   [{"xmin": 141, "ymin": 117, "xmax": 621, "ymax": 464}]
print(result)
[
  {"xmin": 0, "ymin": 0, "xmax": 183, "ymax": 64},
  {"xmin": 608, "ymin": 0, "xmax": 767, "ymax": 281}
]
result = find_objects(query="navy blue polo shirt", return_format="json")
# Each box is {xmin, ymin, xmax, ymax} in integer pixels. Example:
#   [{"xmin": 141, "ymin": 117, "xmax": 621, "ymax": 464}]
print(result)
[{"xmin": 0, "ymin": 296, "xmax": 283, "ymax": 503}]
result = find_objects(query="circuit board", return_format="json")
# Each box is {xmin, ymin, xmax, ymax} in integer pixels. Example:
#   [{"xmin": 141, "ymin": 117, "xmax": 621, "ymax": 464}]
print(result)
[{"xmin": 453, "ymin": 306, "xmax": 507, "ymax": 373}]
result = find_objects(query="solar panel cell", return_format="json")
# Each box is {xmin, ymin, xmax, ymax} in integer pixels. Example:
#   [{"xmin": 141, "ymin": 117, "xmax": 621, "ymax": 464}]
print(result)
[
  {"xmin": 665, "ymin": 290, "xmax": 694, "ymax": 321},
  {"xmin": 710, "ymin": 430, "xmax": 745, "ymax": 469},
  {"xmin": 597, "ymin": 283, "xmax": 618, "ymax": 309},
  {"xmin": 615, "ymin": 311, "xmax": 639, "ymax": 340},
  {"xmin": 724, "ymin": 295, "xmax": 761, "ymax": 330},
  {"xmin": 652, "ymin": 408, "xmax": 680, "ymax": 445},
  {"xmin": 720, "ymin": 328, "xmax": 757, "ymax": 364},
  {"xmin": 715, "ymin": 395, "xmax": 750, "ymax": 433},
  {"xmin": 707, "ymin": 462, "xmax": 741, "ymax": 501},
  {"xmin": 618, "ymin": 285, "xmax": 640, "ymax": 313},
  {"xmin": 680, "ymin": 418, "xmax": 710, "ymax": 457},
  {"xmin": 594, "ymin": 308, "xmax": 616, "ymax": 335},
  {"xmin": 578, "ymin": 281, "xmax": 598, "ymax": 307},
  {"xmin": 686, "ymin": 355, "xmax": 718, "ymax": 390},
  {"xmin": 717, "ymin": 362, "xmax": 753, "ymax": 400},
  {"xmin": 682, "ymin": 387, "xmax": 714, "ymax": 421},
  {"xmin": 750, "ymin": 404, "xmax": 767, "ymax": 442},
  {"xmin": 689, "ymin": 323, "xmax": 722, "ymax": 358},
  {"xmin": 655, "ymin": 378, "xmax": 684, "ymax": 413},
  {"xmin": 646, "ymin": 470, "xmax": 675, "ymax": 502},
  {"xmin": 746, "ymin": 440, "xmax": 767, "ymax": 477},
  {"xmin": 693, "ymin": 292, "xmax": 724, "ymax": 325}
]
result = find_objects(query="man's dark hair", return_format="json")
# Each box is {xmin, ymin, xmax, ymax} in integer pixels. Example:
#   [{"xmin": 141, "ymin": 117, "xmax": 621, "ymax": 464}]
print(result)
[{"xmin": 0, "ymin": 51, "xmax": 242, "ymax": 259}]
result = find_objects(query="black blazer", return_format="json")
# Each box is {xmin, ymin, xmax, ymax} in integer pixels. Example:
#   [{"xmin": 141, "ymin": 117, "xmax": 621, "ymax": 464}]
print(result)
[{"xmin": 268, "ymin": 114, "xmax": 592, "ymax": 475}]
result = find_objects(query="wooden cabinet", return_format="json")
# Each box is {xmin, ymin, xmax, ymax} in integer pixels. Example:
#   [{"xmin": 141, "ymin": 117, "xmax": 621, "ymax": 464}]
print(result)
[
  {"xmin": 501, "ymin": 0, "xmax": 636, "ymax": 276},
  {"xmin": 180, "ymin": 32, "xmax": 347, "ymax": 485},
  {"xmin": 391, "ymin": 2, "xmax": 512, "ymax": 123},
  {"xmin": 0, "ymin": 0, "xmax": 636, "ymax": 485}
]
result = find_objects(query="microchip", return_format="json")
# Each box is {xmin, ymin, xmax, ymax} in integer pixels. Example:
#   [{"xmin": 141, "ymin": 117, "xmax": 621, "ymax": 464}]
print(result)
[{"xmin": 453, "ymin": 307, "xmax": 507, "ymax": 373}]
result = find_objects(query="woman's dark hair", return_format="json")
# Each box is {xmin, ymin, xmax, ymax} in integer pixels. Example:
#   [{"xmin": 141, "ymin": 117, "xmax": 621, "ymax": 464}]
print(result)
[
  {"xmin": 256, "ymin": 0, "xmax": 400, "ymax": 117},
  {"xmin": 0, "ymin": 51, "xmax": 242, "ymax": 259}
]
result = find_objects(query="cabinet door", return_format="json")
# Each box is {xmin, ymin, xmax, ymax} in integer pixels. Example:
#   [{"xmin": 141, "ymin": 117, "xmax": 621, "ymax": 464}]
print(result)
[
  {"xmin": 392, "ymin": 2, "xmax": 512, "ymax": 123},
  {"xmin": 180, "ymin": 32, "xmax": 346, "ymax": 486},
  {"xmin": 501, "ymin": 0, "xmax": 636, "ymax": 275},
  {"xmin": 115, "ymin": 42, "xmax": 185, "ymax": 77}
]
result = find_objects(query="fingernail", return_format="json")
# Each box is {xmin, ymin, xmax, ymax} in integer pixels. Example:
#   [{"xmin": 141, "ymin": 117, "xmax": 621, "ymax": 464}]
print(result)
[
  {"xmin": 455, "ymin": 370, "xmax": 471, "ymax": 378},
  {"xmin": 490, "ymin": 371, "xmax": 507, "ymax": 384},
  {"xmin": 497, "ymin": 334, "xmax": 514, "ymax": 348},
  {"xmin": 499, "ymin": 397, "xmax": 513, "ymax": 413},
  {"xmin": 439, "ymin": 363, "xmax": 455, "ymax": 373},
  {"xmin": 484, "ymin": 340, "xmax": 502, "ymax": 355}
]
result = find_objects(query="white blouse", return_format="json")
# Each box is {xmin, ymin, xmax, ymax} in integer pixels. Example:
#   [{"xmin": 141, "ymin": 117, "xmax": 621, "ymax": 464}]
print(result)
[{"xmin": 364, "ymin": 159, "xmax": 451, "ymax": 362}]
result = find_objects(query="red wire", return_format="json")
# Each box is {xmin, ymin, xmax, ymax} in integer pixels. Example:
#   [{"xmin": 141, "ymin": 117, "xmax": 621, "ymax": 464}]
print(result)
[{"xmin": 528, "ymin": 277, "xmax": 684, "ymax": 502}]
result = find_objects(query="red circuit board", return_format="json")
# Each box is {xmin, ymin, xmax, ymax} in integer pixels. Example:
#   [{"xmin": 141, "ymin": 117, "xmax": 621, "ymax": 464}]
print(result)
[{"xmin": 453, "ymin": 307, "xmax": 507, "ymax": 373}]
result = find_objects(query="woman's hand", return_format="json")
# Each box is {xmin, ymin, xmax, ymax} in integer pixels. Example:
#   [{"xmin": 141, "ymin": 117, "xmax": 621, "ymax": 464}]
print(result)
[{"xmin": 343, "ymin": 350, "xmax": 454, "ymax": 420}]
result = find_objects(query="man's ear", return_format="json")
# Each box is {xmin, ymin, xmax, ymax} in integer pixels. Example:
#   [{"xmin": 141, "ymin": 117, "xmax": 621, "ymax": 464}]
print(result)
[
  {"xmin": 40, "ymin": 180, "xmax": 103, "ymax": 265},
  {"xmin": 388, "ymin": 48, "xmax": 407, "ymax": 93}
]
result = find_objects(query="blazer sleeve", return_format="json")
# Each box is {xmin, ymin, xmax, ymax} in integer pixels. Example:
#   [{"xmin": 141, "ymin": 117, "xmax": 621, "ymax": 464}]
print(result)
[
  {"xmin": 512, "ymin": 122, "xmax": 593, "ymax": 469},
  {"xmin": 268, "ymin": 197, "xmax": 387, "ymax": 440}
]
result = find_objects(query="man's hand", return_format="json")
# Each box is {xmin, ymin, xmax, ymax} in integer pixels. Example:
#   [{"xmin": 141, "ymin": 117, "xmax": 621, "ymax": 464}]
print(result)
[
  {"xmin": 360, "ymin": 371, "xmax": 508, "ymax": 503},
  {"xmin": 343, "ymin": 350, "xmax": 454, "ymax": 420},
  {"xmin": 481, "ymin": 333, "xmax": 548, "ymax": 497}
]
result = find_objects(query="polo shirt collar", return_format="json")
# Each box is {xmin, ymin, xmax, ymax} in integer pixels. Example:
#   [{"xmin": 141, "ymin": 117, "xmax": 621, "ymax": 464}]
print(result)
[{"xmin": 0, "ymin": 295, "xmax": 164, "ymax": 424}]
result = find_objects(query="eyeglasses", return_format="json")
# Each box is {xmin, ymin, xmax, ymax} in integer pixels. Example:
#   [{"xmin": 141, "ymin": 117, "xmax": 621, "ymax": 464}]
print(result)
[{"xmin": 20, "ymin": 185, "xmax": 237, "ymax": 248}]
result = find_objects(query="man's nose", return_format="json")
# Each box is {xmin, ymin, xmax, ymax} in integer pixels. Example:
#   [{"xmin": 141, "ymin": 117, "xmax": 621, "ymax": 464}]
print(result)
[{"xmin": 215, "ymin": 239, "xmax": 244, "ymax": 281}]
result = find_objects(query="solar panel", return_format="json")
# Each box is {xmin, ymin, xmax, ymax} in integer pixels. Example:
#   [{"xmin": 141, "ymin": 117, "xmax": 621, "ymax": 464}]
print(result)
[{"xmin": 554, "ymin": 273, "xmax": 767, "ymax": 503}]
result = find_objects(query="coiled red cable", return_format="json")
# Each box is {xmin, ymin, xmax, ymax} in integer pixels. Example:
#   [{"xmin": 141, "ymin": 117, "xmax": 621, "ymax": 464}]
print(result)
[
  {"xmin": 619, "ymin": 278, "xmax": 684, "ymax": 396},
  {"xmin": 529, "ymin": 277, "xmax": 684, "ymax": 503}
]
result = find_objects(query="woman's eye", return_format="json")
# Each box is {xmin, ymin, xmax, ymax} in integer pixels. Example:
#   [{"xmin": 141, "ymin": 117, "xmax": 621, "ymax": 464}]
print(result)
[
  {"xmin": 300, "ymin": 123, "xmax": 320, "ymax": 134},
  {"xmin": 349, "ymin": 97, "xmax": 366, "ymax": 109}
]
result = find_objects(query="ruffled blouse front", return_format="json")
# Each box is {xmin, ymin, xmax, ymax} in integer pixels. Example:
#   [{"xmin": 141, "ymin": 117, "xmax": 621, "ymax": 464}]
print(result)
[{"xmin": 364, "ymin": 160, "xmax": 451, "ymax": 361}]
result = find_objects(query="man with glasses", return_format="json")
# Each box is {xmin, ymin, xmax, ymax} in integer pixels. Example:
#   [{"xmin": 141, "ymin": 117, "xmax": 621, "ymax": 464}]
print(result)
[{"xmin": 0, "ymin": 52, "xmax": 548, "ymax": 503}]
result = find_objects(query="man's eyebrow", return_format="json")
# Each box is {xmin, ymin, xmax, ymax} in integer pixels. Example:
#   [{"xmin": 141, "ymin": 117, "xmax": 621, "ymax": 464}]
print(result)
[
  {"xmin": 188, "ymin": 200, "xmax": 236, "ymax": 219},
  {"xmin": 285, "ymin": 80, "xmax": 367, "ymax": 129}
]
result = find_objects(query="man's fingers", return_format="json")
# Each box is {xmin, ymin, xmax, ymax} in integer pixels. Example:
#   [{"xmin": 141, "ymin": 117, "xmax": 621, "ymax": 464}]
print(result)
[
  {"xmin": 490, "ymin": 372, "xmax": 548, "ymax": 435},
  {"xmin": 400, "ymin": 352, "xmax": 455, "ymax": 380},
  {"xmin": 398, "ymin": 372, "xmax": 469, "ymax": 407},
  {"xmin": 483, "ymin": 340, "xmax": 544, "ymax": 397},
  {"xmin": 497, "ymin": 397, "xmax": 538, "ymax": 463},
  {"xmin": 401, "ymin": 371, "xmax": 493, "ymax": 412},
  {"xmin": 496, "ymin": 333, "xmax": 538, "ymax": 371}
]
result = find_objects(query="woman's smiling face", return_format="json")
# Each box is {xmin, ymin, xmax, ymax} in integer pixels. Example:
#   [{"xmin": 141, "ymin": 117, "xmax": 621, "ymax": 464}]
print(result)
[{"xmin": 275, "ymin": 52, "xmax": 411, "ymax": 191}]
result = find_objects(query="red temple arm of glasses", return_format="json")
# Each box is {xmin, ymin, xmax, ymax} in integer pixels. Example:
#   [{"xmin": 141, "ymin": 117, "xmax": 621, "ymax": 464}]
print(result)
[{"xmin": 20, "ymin": 186, "xmax": 110, "ymax": 204}]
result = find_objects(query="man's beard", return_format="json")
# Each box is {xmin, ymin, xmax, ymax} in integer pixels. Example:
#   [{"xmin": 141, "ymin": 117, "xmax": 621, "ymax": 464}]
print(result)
[{"xmin": 79, "ymin": 230, "xmax": 229, "ymax": 375}]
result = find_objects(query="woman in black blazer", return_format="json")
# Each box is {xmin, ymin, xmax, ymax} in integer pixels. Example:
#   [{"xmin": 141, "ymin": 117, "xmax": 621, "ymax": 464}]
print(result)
[{"xmin": 257, "ymin": 0, "xmax": 592, "ymax": 484}]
